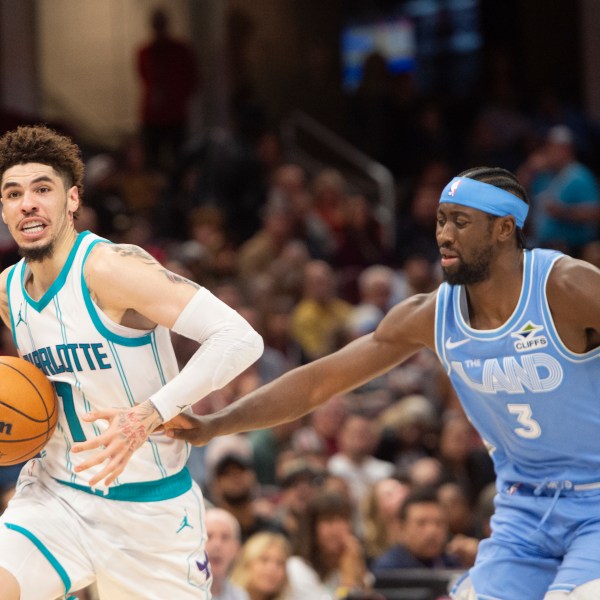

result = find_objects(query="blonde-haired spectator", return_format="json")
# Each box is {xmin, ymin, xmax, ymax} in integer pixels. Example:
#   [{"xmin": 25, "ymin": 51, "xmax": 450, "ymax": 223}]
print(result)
[{"xmin": 231, "ymin": 532, "xmax": 292, "ymax": 600}]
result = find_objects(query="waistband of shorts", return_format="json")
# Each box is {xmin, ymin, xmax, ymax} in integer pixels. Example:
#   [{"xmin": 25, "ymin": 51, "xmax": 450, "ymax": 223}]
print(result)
[
  {"xmin": 54, "ymin": 467, "xmax": 193, "ymax": 502},
  {"xmin": 505, "ymin": 479, "xmax": 600, "ymax": 497}
]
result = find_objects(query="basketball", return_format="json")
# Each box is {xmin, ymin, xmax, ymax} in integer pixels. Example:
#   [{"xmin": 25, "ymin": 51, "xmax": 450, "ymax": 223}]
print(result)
[{"xmin": 0, "ymin": 356, "xmax": 58, "ymax": 466}]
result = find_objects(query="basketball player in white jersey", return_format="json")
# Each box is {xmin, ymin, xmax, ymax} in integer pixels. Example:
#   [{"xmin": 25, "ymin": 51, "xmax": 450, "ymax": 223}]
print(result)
[
  {"xmin": 0, "ymin": 125, "xmax": 263, "ymax": 600},
  {"xmin": 170, "ymin": 167, "xmax": 600, "ymax": 599}
]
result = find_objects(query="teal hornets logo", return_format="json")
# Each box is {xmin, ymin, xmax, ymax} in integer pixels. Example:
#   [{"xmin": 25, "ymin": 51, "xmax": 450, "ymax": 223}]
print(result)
[{"xmin": 511, "ymin": 321, "xmax": 547, "ymax": 352}]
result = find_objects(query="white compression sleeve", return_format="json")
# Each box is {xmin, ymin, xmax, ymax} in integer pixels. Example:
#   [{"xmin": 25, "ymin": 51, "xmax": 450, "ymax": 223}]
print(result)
[{"xmin": 149, "ymin": 288, "xmax": 264, "ymax": 422}]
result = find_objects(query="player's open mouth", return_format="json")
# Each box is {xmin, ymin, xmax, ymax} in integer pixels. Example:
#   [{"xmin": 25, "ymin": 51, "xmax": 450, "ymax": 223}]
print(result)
[{"xmin": 20, "ymin": 221, "xmax": 46, "ymax": 236}]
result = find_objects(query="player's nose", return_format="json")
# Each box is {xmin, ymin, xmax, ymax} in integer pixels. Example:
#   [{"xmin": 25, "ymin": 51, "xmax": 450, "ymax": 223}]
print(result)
[{"xmin": 20, "ymin": 190, "xmax": 39, "ymax": 213}]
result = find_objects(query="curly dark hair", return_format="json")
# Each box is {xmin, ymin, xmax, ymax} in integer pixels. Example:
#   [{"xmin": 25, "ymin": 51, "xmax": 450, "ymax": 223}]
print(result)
[{"xmin": 0, "ymin": 125, "xmax": 84, "ymax": 215}]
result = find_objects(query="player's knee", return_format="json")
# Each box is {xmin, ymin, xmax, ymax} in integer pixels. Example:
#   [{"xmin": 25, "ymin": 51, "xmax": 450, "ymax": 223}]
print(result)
[
  {"xmin": 0, "ymin": 566, "xmax": 20, "ymax": 600},
  {"xmin": 544, "ymin": 580, "xmax": 600, "ymax": 599}
]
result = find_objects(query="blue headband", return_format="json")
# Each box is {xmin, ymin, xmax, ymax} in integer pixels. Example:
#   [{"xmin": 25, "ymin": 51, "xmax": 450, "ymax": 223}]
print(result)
[{"xmin": 439, "ymin": 177, "xmax": 529, "ymax": 228}]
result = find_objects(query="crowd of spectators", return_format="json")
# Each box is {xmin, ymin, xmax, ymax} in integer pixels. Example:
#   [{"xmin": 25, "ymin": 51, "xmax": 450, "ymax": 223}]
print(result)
[{"xmin": 2, "ymin": 48, "xmax": 600, "ymax": 599}]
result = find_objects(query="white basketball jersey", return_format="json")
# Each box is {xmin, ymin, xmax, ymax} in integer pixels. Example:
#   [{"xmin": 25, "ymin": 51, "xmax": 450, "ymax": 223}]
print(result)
[{"xmin": 6, "ymin": 231, "xmax": 192, "ymax": 499}]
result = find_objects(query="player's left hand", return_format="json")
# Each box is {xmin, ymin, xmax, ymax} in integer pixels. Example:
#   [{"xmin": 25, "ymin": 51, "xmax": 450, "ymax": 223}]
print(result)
[{"xmin": 71, "ymin": 400, "xmax": 163, "ymax": 486}]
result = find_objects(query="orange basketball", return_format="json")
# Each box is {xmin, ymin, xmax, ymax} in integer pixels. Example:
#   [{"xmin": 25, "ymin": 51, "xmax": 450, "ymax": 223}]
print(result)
[{"xmin": 0, "ymin": 356, "xmax": 58, "ymax": 466}]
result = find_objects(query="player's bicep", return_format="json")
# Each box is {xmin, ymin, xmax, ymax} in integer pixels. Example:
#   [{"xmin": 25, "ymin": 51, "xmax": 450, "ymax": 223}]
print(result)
[
  {"xmin": 86, "ymin": 243, "xmax": 200, "ymax": 328},
  {"xmin": 549, "ymin": 257, "xmax": 600, "ymax": 333}
]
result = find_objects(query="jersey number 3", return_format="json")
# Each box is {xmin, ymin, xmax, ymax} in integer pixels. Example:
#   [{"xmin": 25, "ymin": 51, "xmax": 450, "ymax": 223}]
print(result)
[{"xmin": 507, "ymin": 403, "xmax": 542, "ymax": 439}]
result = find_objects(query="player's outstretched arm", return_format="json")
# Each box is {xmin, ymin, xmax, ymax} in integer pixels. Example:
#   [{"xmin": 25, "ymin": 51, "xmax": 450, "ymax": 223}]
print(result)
[
  {"xmin": 167, "ymin": 290, "xmax": 437, "ymax": 446},
  {"xmin": 72, "ymin": 242, "xmax": 263, "ymax": 485}
]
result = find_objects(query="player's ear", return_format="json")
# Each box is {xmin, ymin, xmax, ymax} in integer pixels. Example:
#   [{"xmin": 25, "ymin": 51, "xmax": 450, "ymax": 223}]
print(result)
[
  {"xmin": 1, "ymin": 205, "xmax": 6, "ymax": 224},
  {"xmin": 496, "ymin": 216, "xmax": 516, "ymax": 242},
  {"xmin": 67, "ymin": 186, "xmax": 80, "ymax": 217}
]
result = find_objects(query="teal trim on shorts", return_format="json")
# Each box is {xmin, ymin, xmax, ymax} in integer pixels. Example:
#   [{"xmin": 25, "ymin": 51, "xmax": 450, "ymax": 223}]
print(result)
[
  {"xmin": 55, "ymin": 467, "xmax": 192, "ymax": 502},
  {"xmin": 4, "ymin": 522, "xmax": 72, "ymax": 594}
]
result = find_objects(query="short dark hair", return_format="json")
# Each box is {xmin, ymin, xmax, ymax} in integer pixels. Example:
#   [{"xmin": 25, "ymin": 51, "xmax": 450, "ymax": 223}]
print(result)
[
  {"xmin": 0, "ymin": 125, "xmax": 84, "ymax": 217},
  {"xmin": 457, "ymin": 166, "xmax": 529, "ymax": 249},
  {"xmin": 398, "ymin": 487, "xmax": 440, "ymax": 522}
]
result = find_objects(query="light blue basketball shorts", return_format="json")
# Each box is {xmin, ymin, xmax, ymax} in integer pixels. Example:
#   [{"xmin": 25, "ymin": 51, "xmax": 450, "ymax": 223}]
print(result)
[{"xmin": 457, "ymin": 482, "xmax": 600, "ymax": 599}]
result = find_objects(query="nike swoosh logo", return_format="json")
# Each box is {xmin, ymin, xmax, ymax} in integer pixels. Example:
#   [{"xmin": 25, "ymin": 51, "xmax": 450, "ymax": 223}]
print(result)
[{"xmin": 445, "ymin": 337, "xmax": 470, "ymax": 350}]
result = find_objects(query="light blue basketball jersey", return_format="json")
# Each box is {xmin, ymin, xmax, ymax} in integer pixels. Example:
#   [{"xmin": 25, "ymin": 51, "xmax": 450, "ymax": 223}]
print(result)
[
  {"xmin": 6, "ymin": 231, "xmax": 191, "ymax": 499},
  {"xmin": 435, "ymin": 248, "xmax": 600, "ymax": 488}
]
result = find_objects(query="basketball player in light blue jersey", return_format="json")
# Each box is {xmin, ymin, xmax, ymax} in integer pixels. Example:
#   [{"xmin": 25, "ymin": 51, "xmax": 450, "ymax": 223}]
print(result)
[
  {"xmin": 170, "ymin": 166, "xmax": 600, "ymax": 599},
  {"xmin": 0, "ymin": 125, "xmax": 263, "ymax": 600}
]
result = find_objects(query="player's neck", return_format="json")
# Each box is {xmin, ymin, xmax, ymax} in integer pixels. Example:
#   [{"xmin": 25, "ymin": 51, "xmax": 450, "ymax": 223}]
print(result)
[
  {"xmin": 465, "ymin": 250, "xmax": 524, "ymax": 330},
  {"xmin": 25, "ymin": 227, "xmax": 79, "ymax": 297}
]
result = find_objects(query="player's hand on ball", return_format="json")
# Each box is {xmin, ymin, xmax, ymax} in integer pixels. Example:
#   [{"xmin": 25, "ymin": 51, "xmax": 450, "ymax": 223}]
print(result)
[
  {"xmin": 71, "ymin": 400, "xmax": 163, "ymax": 486},
  {"xmin": 164, "ymin": 414, "xmax": 211, "ymax": 446}
]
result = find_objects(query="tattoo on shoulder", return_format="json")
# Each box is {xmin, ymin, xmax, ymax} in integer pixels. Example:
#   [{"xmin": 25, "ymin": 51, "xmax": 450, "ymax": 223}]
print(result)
[
  {"xmin": 160, "ymin": 269, "xmax": 200, "ymax": 289},
  {"xmin": 110, "ymin": 244, "xmax": 158, "ymax": 265},
  {"xmin": 110, "ymin": 244, "xmax": 199, "ymax": 289}
]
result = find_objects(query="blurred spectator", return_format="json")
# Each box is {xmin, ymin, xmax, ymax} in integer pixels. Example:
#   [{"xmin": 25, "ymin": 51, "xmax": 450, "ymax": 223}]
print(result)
[
  {"xmin": 361, "ymin": 476, "xmax": 412, "ymax": 563},
  {"xmin": 270, "ymin": 165, "xmax": 333, "ymax": 261},
  {"xmin": 291, "ymin": 260, "xmax": 352, "ymax": 362},
  {"xmin": 473, "ymin": 482, "xmax": 497, "ymax": 540},
  {"xmin": 268, "ymin": 240, "xmax": 311, "ymax": 303},
  {"xmin": 370, "ymin": 487, "xmax": 461, "ymax": 573},
  {"xmin": 346, "ymin": 265, "xmax": 395, "ymax": 339},
  {"xmin": 519, "ymin": 124, "xmax": 600, "ymax": 256},
  {"xmin": 273, "ymin": 458, "xmax": 325, "ymax": 539},
  {"xmin": 334, "ymin": 194, "xmax": 390, "ymax": 302},
  {"xmin": 287, "ymin": 492, "xmax": 371, "ymax": 599},
  {"xmin": 136, "ymin": 7, "xmax": 199, "ymax": 171},
  {"xmin": 407, "ymin": 457, "xmax": 444, "ymax": 489},
  {"xmin": 435, "ymin": 412, "xmax": 495, "ymax": 505},
  {"xmin": 328, "ymin": 413, "xmax": 395, "ymax": 509},
  {"xmin": 205, "ymin": 437, "xmax": 287, "ymax": 544},
  {"xmin": 392, "ymin": 253, "xmax": 440, "ymax": 302},
  {"xmin": 261, "ymin": 296, "xmax": 303, "ymax": 370},
  {"xmin": 311, "ymin": 168, "xmax": 349, "ymax": 248},
  {"xmin": 248, "ymin": 420, "xmax": 302, "ymax": 488},
  {"xmin": 231, "ymin": 532, "xmax": 292, "ymax": 600},
  {"xmin": 395, "ymin": 182, "xmax": 442, "ymax": 266},
  {"xmin": 206, "ymin": 508, "xmax": 250, "ymax": 600},
  {"xmin": 437, "ymin": 482, "xmax": 476, "ymax": 538},
  {"xmin": 82, "ymin": 152, "xmax": 126, "ymax": 238},
  {"xmin": 291, "ymin": 394, "xmax": 348, "ymax": 459},
  {"xmin": 115, "ymin": 134, "xmax": 167, "ymax": 220},
  {"xmin": 237, "ymin": 197, "xmax": 296, "ymax": 289},
  {"xmin": 375, "ymin": 394, "xmax": 438, "ymax": 472}
]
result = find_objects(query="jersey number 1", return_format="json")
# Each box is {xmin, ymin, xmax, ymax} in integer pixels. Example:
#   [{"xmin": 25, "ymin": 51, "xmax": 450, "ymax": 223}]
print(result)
[{"xmin": 54, "ymin": 381, "xmax": 87, "ymax": 442}]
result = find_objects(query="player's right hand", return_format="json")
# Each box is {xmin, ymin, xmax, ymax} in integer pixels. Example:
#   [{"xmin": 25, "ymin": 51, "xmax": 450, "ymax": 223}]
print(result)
[{"xmin": 163, "ymin": 413, "xmax": 212, "ymax": 446}]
